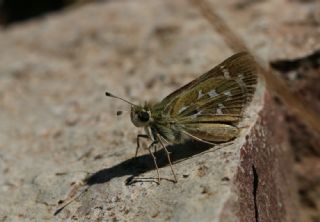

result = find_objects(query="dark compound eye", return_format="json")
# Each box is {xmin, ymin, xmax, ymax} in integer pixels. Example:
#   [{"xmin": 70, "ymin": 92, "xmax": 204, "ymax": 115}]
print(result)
[{"xmin": 138, "ymin": 111, "xmax": 150, "ymax": 122}]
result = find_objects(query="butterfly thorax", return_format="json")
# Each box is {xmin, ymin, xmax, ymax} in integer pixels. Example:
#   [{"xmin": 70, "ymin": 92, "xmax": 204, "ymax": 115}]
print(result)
[{"xmin": 130, "ymin": 102, "xmax": 181, "ymax": 142}]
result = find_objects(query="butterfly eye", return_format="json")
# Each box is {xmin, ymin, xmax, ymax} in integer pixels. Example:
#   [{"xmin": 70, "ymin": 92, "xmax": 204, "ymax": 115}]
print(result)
[{"xmin": 138, "ymin": 111, "xmax": 150, "ymax": 122}]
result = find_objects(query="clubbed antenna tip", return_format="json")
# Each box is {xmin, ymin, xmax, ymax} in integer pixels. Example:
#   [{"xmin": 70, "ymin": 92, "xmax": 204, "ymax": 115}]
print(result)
[{"xmin": 105, "ymin": 91, "xmax": 136, "ymax": 106}]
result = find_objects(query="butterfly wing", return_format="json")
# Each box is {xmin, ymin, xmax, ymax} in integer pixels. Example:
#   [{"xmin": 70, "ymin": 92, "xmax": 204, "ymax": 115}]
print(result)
[{"xmin": 152, "ymin": 52, "xmax": 258, "ymax": 143}]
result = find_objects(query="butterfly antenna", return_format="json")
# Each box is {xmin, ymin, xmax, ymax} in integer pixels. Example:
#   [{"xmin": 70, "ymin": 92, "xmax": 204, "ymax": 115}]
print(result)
[{"xmin": 105, "ymin": 91, "xmax": 136, "ymax": 106}]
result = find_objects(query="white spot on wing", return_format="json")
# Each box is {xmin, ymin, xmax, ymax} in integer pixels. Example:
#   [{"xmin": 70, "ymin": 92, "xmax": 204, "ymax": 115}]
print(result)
[
  {"xmin": 208, "ymin": 89, "xmax": 219, "ymax": 98},
  {"xmin": 197, "ymin": 90, "xmax": 204, "ymax": 99},
  {"xmin": 236, "ymin": 73, "xmax": 246, "ymax": 87},
  {"xmin": 191, "ymin": 110, "xmax": 202, "ymax": 119},
  {"xmin": 235, "ymin": 78, "xmax": 245, "ymax": 88},
  {"xmin": 178, "ymin": 106, "xmax": 188, "ymax": 114},
  {"xmin": 218, "ymin": 103, "xmax": 225, "ymax": 108},
  {"xmin": 221, "ymin": 66, "xmax": 230, "ymax": 79},
  {"xmin": 224, "ymin": 91, "xmax": 232, "ymax": 96},
  {"xmin": 216, "ymin": 103, "xmax": 225, "ymax": 114}
]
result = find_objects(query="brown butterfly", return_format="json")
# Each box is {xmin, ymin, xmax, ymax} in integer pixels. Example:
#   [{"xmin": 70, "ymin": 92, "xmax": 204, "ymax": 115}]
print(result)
[{"xmin": 106, "ymin": 52, "xmax": 258, "ymax": 183}]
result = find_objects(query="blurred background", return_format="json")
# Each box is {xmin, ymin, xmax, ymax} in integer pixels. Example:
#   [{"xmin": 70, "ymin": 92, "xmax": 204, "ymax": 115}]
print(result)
[{"xmin": 0, "ymin": 0, "xmax": 90, "ymax": 25}]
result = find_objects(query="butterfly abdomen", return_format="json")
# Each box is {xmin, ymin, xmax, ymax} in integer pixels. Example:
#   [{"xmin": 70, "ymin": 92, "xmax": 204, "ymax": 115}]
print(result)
[{"xmin": 183, "ymin": 123, "xmax": 239, "ymax": 142}]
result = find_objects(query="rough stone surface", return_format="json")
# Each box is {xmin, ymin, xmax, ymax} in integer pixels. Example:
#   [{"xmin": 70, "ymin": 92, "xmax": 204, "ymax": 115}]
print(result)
[
  {"xmin": 235, "ymin": 92, "xmax": 298, "ymax": 222},
  {"xmin": 1, "ymin": 0, "xmax": 316, "ymax": 221}
]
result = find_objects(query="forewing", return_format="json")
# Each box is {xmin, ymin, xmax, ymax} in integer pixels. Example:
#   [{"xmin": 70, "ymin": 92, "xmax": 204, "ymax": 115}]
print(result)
[{"xmin": 154, "ymin": 52, "xmax": 257, "ymax": 126}]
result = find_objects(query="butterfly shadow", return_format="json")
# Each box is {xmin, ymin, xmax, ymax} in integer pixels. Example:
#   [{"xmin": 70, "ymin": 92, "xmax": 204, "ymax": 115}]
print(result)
[
  {"xmin": 85, "ymin": 141, "xmax": 215, "ymax": 186},
  {"xmin": 54, "ymin": 140, "xmax": 219, "ymax": 216}
]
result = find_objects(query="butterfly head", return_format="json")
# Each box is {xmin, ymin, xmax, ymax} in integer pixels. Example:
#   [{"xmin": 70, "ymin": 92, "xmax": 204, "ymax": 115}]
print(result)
[
  {"xmin": 130, "ymin": 105, "xmax": 152, "ymax": 127},
  {"xmin": 105, "ymin": 91, "xmax": 152, "ymax": 128}
]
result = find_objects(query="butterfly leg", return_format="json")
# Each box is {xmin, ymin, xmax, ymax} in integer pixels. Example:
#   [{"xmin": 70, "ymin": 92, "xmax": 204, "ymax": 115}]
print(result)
[
  {"xmin": 135, "ymin": 134, "xmax": 149, "ymax": 158},
  {"xmin": 156, "ymin": 135, "xmax": 177, "ymax": 183},
  {"xmin": 147, "ymin": 140, "xmax": 161, "ymax": 184}
]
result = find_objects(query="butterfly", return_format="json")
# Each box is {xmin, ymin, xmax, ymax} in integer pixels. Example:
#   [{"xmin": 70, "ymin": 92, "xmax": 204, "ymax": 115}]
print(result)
[{"xmin": 106, "ymin": 52, "xmax": 258, "ymax": 183}]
